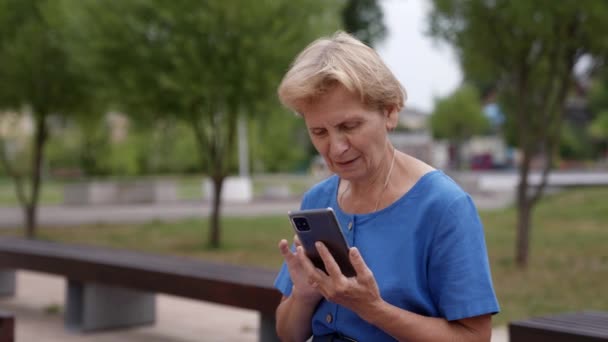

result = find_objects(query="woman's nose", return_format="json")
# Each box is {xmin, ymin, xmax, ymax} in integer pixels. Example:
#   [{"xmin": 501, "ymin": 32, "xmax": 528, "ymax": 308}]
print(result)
[{"xmin": 328, "ymin": 133, "xmax": 349, "ymax": 157}]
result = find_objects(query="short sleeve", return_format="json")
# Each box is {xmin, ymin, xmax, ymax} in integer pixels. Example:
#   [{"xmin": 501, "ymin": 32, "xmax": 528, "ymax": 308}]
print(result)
[
  {"xmin": 428, "ymin": 194, "xmax": 500, "ymax": 321},
  {"xmin": 274, "ymin": 262, "xmax": 294, "ymax": 296}
]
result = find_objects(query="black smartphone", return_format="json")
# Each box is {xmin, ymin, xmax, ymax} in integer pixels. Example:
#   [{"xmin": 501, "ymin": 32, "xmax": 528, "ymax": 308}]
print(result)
[{"xmin": 288, "ymin": 208, "xmax": 356, "ymax": 277}]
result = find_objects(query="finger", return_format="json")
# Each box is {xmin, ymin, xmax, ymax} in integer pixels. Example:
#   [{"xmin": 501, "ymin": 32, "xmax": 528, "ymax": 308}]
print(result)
[
  {"xmin": 294, "ymin": 234, "xmax": 302, "ymax": 247},
  {"xmin": 296, "ymin": 245, "xmax": 325, "ymax": 283},
  {"xmin": 279, "ymin": 239, "xmax": 296, "ymax": 262},
  {"xmin": 315, "ymin": 242, "xmax": 343, "ymax": 278},
  {"xmin": 349, "ymin": 247, "xmax": 372, "ymax": 279}
]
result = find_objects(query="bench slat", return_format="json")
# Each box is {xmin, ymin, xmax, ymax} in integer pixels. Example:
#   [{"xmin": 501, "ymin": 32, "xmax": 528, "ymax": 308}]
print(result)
[
  {"xmin": 510, "ymin": 311, "xmax": 608, "ymax": 342},
  {"xmin": 0, "ymin": 311, "xmax": 14, "ymax": 342},
  {"xmin": 0, "ymin": 237, "xmax": 281, "ymax": 314}
]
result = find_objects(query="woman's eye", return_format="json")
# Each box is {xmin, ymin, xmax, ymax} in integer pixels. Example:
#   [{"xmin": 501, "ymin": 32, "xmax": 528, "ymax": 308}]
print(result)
[
  {"xmin": 311, "ymin": 129, "xmax": 327, "ymax": 136},
  {"xmin": 343, "ymin": 122, "xmax": 360, "ymax": 130}
]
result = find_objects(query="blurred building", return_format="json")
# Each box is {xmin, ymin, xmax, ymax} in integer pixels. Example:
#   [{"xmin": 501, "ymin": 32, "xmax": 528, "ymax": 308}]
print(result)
[
  {"xmin": 390, "ymin": 107, "xmax": 449, "ymax": 169},
  {"xmin": 0, "ymin": 111, "xmax": 34, "ymax": 161}
]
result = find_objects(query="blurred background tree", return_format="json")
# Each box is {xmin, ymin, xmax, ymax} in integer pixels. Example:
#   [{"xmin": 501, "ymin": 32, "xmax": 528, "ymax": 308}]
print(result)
[
  {"xmin": 0, "ymin": 0, "xmax": 98, "ymax": 237},
  {"xmin": 0, "ymin": 0, "xmax": 389, "ymax": 246},
  {"xmin": 588, "ymin": 77, "xmax": 608, "ymax": 161},
  {"xmin": 342, "ymin": 0, "xmax": 386, "ymax": 47},
  {"xmin": 429, "ymin": 0, "xmax": 608, "ymax": 267},
  {"xmin": 64, "ymin": 0, "xmax": 342, "ymax": 248},
  {"xmin": 430, "ymin": 85, "xmax": 489, "ymax": 170}
]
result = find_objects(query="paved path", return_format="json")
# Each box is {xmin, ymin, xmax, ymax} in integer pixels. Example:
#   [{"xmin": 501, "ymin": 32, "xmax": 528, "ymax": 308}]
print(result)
[
  {"xmin": 0, "ymin": 190, "xmax": 514, "ymax": 229},
  {"xmin": 1, "ymin": 271, "xmax": 259, "ymax": 342},
  {"xmin": 2, "ymin": 271, "xmax": 508, "ymax": 342},
  {"xmin": 0, "ymin": 200, "xmax": 303, "ymax": 228}
]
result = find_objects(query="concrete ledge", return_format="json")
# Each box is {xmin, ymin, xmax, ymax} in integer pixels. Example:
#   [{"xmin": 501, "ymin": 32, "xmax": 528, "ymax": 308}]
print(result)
[
  {"xmin": 64, "ymin": 180, "xmax": 178, "ymax": 205},
  {"xmin": 203, "ymin": 176, "xmax": 253, "ymax": 203}
]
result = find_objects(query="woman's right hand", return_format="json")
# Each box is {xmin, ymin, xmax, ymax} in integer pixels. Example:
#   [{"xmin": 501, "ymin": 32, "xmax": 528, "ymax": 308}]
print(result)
[{"xmin": 278, "ymin": 236, "xmax": 323, "ymax": 304}]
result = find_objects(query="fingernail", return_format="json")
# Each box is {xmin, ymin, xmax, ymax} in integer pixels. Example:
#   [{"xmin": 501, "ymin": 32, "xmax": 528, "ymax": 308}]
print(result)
[
  {"xmin": 350, "ymin": 247, "xmax": 359, "ymax": 257},
  {"xmin": 315, "ymin": 242, "xmax": 321, "ymax": 248}
]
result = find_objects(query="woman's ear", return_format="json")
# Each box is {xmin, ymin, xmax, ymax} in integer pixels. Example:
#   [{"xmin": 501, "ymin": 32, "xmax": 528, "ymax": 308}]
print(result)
[{"xmin": 384, "ymin": 106, "xmax": 399, "ymax": 131}]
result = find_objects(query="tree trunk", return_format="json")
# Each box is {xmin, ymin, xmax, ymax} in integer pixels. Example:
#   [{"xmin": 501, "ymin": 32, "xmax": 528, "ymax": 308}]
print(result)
[
  {"xmin": 24, "ymin": 204, "xmax": 37, "ymax": 239},
  {"xmin": 515, "ymin": 191, "xmax": 532, "ymax": 268},
  {"xmin": 208, "ymin": 175, "xmax": 225, "ymax": 248},
  {"xmin": 515, "ymin": 147, "xmax": 533, "ymax": 268},
  {"xmin": 23, "ymin": 114, "xmax": 47, "ymax": 239}
]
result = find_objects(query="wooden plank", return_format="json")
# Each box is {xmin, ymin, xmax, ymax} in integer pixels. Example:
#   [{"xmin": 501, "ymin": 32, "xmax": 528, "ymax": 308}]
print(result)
[
  {"xmin": 0, "ymin": 237, "xmax": 282, "ymax": 314},
  {"xmin": 0, "ymin": 311, "xmax": 14, "ymax": 342},
  {"xmin": 509, "ymin": 311, "xmax": 608, "ymax": 342}
]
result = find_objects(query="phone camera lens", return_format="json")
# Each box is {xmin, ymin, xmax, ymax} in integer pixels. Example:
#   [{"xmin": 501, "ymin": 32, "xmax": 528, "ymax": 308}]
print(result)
[{"xmin": 293, "ymin": 217, "xmax": 310, "ymax": 231}]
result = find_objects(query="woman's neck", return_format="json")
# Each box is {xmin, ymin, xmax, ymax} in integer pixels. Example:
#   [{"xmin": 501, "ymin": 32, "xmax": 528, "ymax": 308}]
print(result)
[{"xmin": 339, "ymin": 147, "xmax": 399, "ymax": 213}]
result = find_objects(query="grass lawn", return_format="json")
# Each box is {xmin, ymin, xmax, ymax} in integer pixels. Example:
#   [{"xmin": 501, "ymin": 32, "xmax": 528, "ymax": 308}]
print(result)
[{"xmin": 1, "ymin": 187, "xmax": 607, "ymax": 327}]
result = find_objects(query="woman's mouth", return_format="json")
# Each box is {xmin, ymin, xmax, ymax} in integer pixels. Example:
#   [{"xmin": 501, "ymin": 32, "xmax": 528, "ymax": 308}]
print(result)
[{"xmin": 336, "ymin": 157, "xmax": 358, "ymax": 166}]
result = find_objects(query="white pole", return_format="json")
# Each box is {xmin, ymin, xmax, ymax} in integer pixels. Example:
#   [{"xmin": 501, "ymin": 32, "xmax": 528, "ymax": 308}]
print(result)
[{"xmin": 237, "ymin": 115, "xmax": 249, "ymax": 177}]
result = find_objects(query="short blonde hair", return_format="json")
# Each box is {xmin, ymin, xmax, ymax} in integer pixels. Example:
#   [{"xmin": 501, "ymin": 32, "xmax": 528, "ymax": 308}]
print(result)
[{"xmin": 278, "ymin": 31, "xmax": 407, "ymax": 114}]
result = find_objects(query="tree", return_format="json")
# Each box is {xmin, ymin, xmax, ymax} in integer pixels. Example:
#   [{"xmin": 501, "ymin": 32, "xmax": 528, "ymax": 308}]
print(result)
[
  {"xmin": 0, "ymin": 0, "xmax": 94, "ymax": 237},
  {"xmin": 430, "ymin": 85, "xmax": 489, "ymax": 169},
  {"xmin": 429, "ymin": 0, "xmax": 608, "ymax": 267},
  {"xmin": 250, "ymin": 109, "xmax": 311, "ymax": 173},
  {"xmin": 342, "ymin": 0, "xmax": 386, "ymax": 47},
  {"xmin": 589, "ymin": 79, "xmax": 608, "ymax": 158},
  {"xmin": 68, "ymin": 0, "xmax": 342, "ymax": 248}
]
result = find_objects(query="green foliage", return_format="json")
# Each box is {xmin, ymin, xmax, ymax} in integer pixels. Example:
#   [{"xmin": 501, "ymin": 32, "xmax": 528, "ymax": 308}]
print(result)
[
  {"xmin": 342, "ymin": 0, "xmax": 386, "ymax": 47},
  {"xmin": 559, "ymin": 122, "xmax": 592, "ymax": 160},
  {"xmin": 429, "ymin": 0, "xmax": 608, "ymax": 153},
  {"xmin": 66, "ymin": 0, "xmax": 341, "ymax": 174},
  {"xmin": 0, "ymin": 0, "xmax": 100, "ymax": 235},
  {"xmin": 0, "ymin": 0, "xmax": 87, "ymax": 114},
  {"xmin": 589, "ymin": 111, "xmax": 608, "ymax": 141},
  {"xmin": 46, "ymin": 117, "xmax": 203, "ymax": 176},
  {"xmin": 589, "ymin": 79, "xmax": 608, "ymax": 142},
  {"xmin": 430, "ymin": 84, "xmax": 489, "ymax": 141},
  {"xmin": 64, "ymin": 0, "xmax": 342, "ymax": 246},
  {"xmin": 428, "ymin": 0, "xmax": 608, "ymax": 266},
  {"xmin": 250, "ymin": 110, "xmax": 311, "ymax": 173}
]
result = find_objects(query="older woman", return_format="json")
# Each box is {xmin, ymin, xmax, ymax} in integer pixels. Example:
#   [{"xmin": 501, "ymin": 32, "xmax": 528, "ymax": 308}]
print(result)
[{"xmin": 274, "ymin": 31, "xmax": 499, "ymax": 342}]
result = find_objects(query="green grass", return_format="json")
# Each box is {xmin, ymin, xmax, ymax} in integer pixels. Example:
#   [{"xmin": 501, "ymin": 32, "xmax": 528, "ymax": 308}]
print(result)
[
  {"xmin": 483, "ymin": 187, "xmax": 608, "ymax": 325},
  {"xmin": 1, "ymin": 187, "xmax": 607, "ymax": 326}
]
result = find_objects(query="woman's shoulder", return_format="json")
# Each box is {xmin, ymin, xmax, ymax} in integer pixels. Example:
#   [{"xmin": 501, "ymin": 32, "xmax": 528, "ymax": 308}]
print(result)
[
  {"xmin": 300, "ymin": 174, "xmax": 339, "ymax": 208},
  {"xmin": 413, "ymin": 170, "xmax": 472, "ymax": 207}
]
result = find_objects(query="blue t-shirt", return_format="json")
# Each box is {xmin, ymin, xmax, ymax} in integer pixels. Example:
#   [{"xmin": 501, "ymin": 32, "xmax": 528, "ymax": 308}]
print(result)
[{"xmin": 274, "ymin": 170, "xmax": 500, "ymax": 341}]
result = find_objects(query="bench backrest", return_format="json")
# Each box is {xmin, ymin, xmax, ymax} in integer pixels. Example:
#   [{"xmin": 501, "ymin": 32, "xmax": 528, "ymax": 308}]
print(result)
[
  {"xmin": 0, "ymin": 311, "xmax": 14, "ymax": 342},
  {"xmin": 509, "ymin": 311, "xmax": 608, "ymax": 342},
  {"xmin": 0, "ymin": 238, "xmax": 281, "ymax": 315}
]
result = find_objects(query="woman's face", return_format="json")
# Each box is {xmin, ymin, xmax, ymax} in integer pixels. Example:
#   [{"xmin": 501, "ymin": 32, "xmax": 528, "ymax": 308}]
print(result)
[{"xmin": 300, "ymin": 85, "xmax": 398, "ymax": 182}]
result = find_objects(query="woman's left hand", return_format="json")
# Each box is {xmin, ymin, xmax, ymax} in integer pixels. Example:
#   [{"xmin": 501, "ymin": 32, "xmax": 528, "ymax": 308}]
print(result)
[{"xmin": 296, "ymin": 241, "xmax": 383, "ymax": 317}]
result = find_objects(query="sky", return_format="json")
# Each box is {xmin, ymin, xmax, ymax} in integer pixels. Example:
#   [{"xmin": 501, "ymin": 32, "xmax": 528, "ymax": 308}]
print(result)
[{"xmin": 376, "ymin": 0, "xmax": 462, "ymax": 113}]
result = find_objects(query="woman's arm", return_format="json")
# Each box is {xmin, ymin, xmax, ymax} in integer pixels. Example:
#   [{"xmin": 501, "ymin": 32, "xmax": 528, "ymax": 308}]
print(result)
[
  {"xmin": 276, "ymin": 293, "xmax": 319, "ymax": 342},
  {"xmin": 359, "ymin": 301, "xmax": 492, "ymax": 342},
  {"xmin": 275, "ymin": 239, "xmax": 323, "ymax": 342},
  {"xmin": 300, "ymin": 243, "xmax": 492, "ymax": 342}
]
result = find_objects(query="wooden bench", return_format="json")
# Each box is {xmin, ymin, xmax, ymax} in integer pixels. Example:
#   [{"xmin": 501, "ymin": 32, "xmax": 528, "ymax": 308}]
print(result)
[
  {"xmin": 0, "ymin": 311, "xmax": 14, "ymax": 342},
  {"xmin": 0, "ymin": 237, "xmax": 281, "ymax": 341},
  {"xmin": 509, "ymin": 311, "xmax": 608, "ymax": 341}
]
